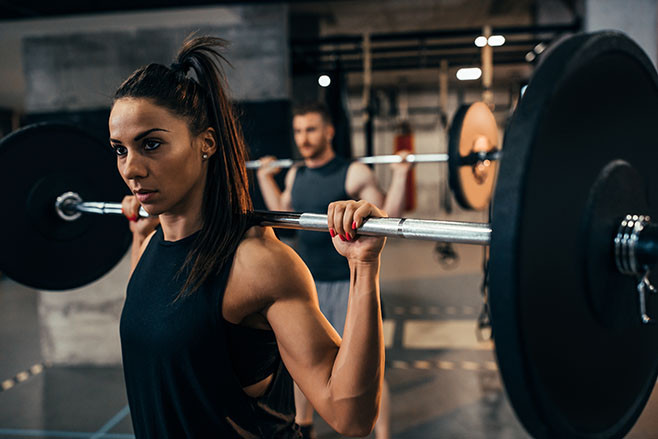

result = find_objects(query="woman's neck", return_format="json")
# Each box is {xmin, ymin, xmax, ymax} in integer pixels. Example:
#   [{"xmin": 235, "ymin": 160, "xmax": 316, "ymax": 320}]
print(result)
[
  {"xmin": 159, "ymin": 183, "xmax": 205, "ymax": 242},
  {"xmin": 159, "ymin": 213, "xmax": 203, "ymax": 242}
]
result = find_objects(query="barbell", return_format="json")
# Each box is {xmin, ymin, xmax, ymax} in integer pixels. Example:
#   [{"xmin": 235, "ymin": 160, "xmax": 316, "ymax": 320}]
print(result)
[
  {"xmin": 248, "ymin": 100, "xmax": 501, "ymax": 212},
  {"xmin": 246, "ymin": 151, "xmax": 501, "ymax": 169},
  {"xmin": 0, "ymin": 31, "xmax": 657, "ymax": 439}
]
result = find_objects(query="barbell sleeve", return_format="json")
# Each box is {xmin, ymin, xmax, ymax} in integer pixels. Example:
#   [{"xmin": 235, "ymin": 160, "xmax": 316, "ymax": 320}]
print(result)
[{"xmin": 75, "ymin": 201, "xmax": 149, "ymax": 218}]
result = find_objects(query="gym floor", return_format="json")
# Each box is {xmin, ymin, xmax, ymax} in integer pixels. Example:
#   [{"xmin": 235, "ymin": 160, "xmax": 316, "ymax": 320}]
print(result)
[{"xmin": 1, "ymin": 239, "xmax": 658, "ymax": 439}]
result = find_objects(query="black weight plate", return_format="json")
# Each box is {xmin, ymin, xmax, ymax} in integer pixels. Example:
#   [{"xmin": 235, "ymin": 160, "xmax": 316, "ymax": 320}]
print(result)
[
  {"xmin": 448, "ymin": 102, "xmax": 499, "ymax": 211},
  {"xmin": 0, "ymin": 123, "xmax": 131, "ymax": 290},
  {"xmin": 490, "ymin": 31, "xmax": 658, "ymax": 438}
]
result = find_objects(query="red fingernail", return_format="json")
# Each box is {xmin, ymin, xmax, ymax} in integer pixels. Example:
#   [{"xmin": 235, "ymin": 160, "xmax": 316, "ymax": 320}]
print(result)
[
  {"xmin": 329, "ymin": 228, "xmax": 336, "ymax": 238},
  {"xmin": 346, "ymin": 234, "xmax": 352, "ymax": 241},
  {"xmin": 339, "ymin": 234, "xmax": 346, "ymax": 241},
  {"xmin": 131, "ymin": 214, "xmax": 138, "ymax": 222},
  {"xmin": 352, "ymin": 221, "xmax": 357, "ymax": 230}
]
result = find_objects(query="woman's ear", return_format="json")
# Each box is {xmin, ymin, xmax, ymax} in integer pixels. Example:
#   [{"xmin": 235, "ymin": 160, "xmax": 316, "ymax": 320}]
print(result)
[{"xmin": 199, "ymin": 127, "xmax": 217, "ymax": 159}]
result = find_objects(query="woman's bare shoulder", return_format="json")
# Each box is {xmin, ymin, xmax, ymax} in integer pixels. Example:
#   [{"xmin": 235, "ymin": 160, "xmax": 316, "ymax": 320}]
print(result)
[{"xmin": 226, "ymin": 226, "xmax": 316, "ymax": 311}]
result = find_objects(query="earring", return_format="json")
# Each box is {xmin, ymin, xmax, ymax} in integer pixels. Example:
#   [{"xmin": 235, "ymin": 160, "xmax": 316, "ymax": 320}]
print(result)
[{"xmin": 202, "ymin": 153, "xmax": 208, "ymax": 160}]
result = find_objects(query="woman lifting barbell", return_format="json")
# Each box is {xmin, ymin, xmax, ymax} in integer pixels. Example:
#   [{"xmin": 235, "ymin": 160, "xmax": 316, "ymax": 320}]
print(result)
[{"xmin": 111, "ymin": 35, "xmax": 387, "ymax": 438}]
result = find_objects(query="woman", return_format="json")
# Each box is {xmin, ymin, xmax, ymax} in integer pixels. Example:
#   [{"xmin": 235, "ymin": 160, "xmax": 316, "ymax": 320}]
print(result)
[{"xmin": 112, "ymin": 35, "xmax": 386, "ymax": 438}]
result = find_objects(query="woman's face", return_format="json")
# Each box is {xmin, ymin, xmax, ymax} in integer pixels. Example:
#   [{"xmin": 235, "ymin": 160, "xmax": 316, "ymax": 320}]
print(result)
[{"xmin": 109, "ymin": 98, "xmax": 215, "ymax": 216}]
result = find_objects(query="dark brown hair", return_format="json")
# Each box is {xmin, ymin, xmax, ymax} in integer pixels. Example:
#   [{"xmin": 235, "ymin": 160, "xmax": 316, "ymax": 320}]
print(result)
[
  {"xmin": 114, "ymin": 35, "xmax": 253, "ymax": 297},
  {"xmin": 292, "ymin": 101, "xmax": 333, "ymax": 125}
]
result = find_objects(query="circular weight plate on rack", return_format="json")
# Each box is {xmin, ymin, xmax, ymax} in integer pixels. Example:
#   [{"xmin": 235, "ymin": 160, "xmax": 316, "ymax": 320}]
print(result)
[
  {"xmin": 448, "ymin": 101, "xmax": 499, "ymax": 210},
  {"xmin": 490, "ymin": 31, "xmax": 658, "ymax": 438},
  {"xmin": 0, "ymin": 123, "xmax": 131, "ymax": 290}
]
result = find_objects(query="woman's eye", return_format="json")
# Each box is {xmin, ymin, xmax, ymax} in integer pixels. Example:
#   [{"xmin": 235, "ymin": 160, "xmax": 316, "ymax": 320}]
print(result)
[
  {"xmin": 144, "ymin": 140, "xmax": 161, "ymax": 151},
  {"xmin": 112, "ymin": 145, "xmax": 127, "ymax": 156}
]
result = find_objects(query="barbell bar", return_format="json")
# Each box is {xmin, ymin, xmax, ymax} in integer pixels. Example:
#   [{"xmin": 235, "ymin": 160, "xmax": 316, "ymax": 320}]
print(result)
[
  {"xmin": 54, "ymin": 191, "xmax": 493, "ymax": 245},
  {"xmin": 1, "ymin": 31, "xmax": 658, "ymax": 439},
  {"xmin": 245, "ymin": 151, "xmax": 501, "ymax": 169}
]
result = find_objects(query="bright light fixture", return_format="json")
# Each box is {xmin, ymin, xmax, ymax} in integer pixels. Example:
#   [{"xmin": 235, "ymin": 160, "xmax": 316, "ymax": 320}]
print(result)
[
  {"xmin": 475, "ymin": 35, "xmax": 505, "ymax": 47},
  {"xmin": 488, "ymin": 35, "xmax": 505, "ymax": 47},
  {"xmin": 318, "ymin": 74, "xmax": 331, "ymax": 87},
  {"xmin": 474, "ymin": 36, "xmax": 488, "ymax": 47},
  {"xmin": 456, "ymin": 67, "xmax": 482, "ymax": 81}
]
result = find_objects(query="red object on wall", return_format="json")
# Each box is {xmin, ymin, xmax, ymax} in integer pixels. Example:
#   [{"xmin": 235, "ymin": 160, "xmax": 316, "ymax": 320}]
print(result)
[{"xmin": 394, "ymin": 122, "xmax": 416, "ymax": 212}]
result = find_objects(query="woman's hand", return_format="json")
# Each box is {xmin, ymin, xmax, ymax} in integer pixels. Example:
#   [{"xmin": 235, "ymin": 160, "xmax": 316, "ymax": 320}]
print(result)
[
  {"xmin": 327, "ymin": 200, "xmax": 387, "ymax": 263},
  {"xmin": 121, "ymin": 195, "xmax": 160, "ymax": 238}
]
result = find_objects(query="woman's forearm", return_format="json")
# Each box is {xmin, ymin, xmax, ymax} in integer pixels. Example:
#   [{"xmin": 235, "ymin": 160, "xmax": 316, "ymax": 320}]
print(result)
[{"xmin": 327, "ymin": 258, "xmax": 384, "ymax": 432}]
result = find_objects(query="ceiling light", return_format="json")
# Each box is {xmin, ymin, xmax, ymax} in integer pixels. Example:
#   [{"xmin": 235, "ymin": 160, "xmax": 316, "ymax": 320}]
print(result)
[
  {"xmin": 456, "ymin": 67, "xmax": 482, "ymax": 81},
  {"xmin": 488, "ymin": 35, "xmax": 505, "ymax": 47},
  {"xmin": 318, "ymin": 74, "xmax": 331, "ymax": 87},
  {"xmin": 474, "ymin": 36, "xmax": 488, "ymax": 47}
]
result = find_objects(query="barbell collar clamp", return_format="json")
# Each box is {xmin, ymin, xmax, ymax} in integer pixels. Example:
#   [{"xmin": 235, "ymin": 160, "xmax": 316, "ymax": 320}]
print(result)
[
  {"xmin": 56, "ymin": 191, "xmax": 149, "ymax": 221},
  {"xmin": 614, "ymin": 214, "xmax": 658, "ymax": 324},
  {"xmin": 458, "ymin": 150, "xmax": 502, "ymax": 166}
]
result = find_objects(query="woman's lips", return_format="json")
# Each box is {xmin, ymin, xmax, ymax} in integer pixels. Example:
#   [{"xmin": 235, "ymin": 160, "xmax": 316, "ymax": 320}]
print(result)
[{"xmin": 135, "ymin": 191, "xmax": 156, "ymax": 203}]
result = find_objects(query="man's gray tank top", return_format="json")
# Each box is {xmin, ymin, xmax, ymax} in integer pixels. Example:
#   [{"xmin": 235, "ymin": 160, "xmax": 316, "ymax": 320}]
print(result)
[{"xmin": 291, "ymin": 156, "xmax": 352, "ymax": 281}]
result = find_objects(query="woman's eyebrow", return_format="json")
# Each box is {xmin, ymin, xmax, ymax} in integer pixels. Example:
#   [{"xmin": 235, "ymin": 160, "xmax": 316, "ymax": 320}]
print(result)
[{"xmin": 109, "ymin": 128, "xmax": 170, "ymax": 144}]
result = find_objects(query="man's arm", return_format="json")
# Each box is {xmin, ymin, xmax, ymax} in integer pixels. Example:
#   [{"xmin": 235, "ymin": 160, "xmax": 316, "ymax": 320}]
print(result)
[
  {"xmin": 345, "ymin": 155, "xmax": 411, "ymax": 217},
  {"xmin": 256, "ymin": 156, "xmax": 296, "ymax": 211}
]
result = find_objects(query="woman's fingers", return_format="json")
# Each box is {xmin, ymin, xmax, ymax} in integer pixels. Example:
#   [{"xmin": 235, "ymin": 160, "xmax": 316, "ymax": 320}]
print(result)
[
  {"xmin": 121, "ymin": 195, "xmax": 140, "ymax": 221},
  {"xmin": 331, "ymin": 202, "xmax": 347, "ymax": 241},
  {"xmin": 327, "ymin": 200, "xmax": 388, "ymax": 241}
]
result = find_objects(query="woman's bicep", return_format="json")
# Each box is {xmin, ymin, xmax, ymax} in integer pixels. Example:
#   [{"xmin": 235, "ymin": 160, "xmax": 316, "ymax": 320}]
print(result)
[{"xmin": 264, "ymin": 260, "xmax": 341, "ymax": 406}]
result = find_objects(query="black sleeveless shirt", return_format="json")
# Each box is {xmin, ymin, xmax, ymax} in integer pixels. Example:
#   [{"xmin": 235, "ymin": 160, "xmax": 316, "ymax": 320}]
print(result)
[
  {"xmin": 291, "ymin": 156, "xmax": 352, "ymax": 281},
  {"xmin": 120, "ymin": 227, "xmax": 299, "ymax": 438}
]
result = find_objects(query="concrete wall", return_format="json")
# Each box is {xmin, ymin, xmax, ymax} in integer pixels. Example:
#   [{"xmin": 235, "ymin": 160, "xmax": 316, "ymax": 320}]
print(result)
[
  {"xmin": 0, "ymin": 6, "xmax": 289, "ymax": 112},
  {"xmin": 16, "ymin": 4, "xmax": 289, "ymax": 365},
  {"xmin": 585, "ymin": 0, "xmax": 657, "ymax": 66}
]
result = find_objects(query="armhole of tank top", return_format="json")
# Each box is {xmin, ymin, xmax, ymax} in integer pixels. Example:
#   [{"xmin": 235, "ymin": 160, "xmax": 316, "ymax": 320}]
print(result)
[
  {"xmin": 126, "ymin": 227, "xmax": 160, "ymax": 292},
  {"xmin": 289, "ymin": 165, "xmax": 303, "ymax": 208}
]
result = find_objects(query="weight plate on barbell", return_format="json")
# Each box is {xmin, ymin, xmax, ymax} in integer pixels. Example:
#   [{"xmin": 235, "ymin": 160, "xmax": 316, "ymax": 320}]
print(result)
[
  {"xmin": 448, "ymin": 101, "xmax": 499, "ymax": 211},
  {"xmin": 0, "ymin": 123, "xmax": 132, "ymax": 290},
  {"xmin": 490, "ymin": 31, "xmax": 658, "ymax": 438}
]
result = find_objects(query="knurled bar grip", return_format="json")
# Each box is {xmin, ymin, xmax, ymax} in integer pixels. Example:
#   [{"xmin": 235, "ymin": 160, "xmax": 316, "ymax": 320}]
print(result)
[{"xmin": 250, "ymin": 211, "xmax": 492, "ymax": 245}]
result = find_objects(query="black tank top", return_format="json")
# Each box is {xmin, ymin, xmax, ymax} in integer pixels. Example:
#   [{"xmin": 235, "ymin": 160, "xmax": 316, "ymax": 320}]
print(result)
[
  {"xmin": 291, "ymin": 156, "xmax": 352, "ymax": 281},
  {"xmin": 120, "ymin": 226, "xmax": 299, "ymax": 438}
]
